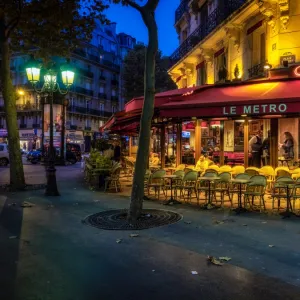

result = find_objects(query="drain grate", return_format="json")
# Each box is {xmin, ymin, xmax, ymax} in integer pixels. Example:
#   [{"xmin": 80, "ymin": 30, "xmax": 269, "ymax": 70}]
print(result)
[{"xmin": 83, "ymin": 209, "xmax": 182, "ymax": 230}]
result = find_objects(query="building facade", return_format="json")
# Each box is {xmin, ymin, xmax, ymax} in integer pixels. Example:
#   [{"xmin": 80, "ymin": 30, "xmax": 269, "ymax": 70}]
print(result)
[
  {"xmin": 169, "ymin": 0, "xmax": 300, "ymax": 88},
  {"xmin": 0, "ymin": 21, "xmax": 136, "ymax": 151}
]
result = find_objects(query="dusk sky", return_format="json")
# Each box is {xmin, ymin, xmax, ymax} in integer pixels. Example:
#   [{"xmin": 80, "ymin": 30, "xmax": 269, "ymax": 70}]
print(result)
[{"xmin": 105, "ymin": 0, "xmax": 180, "ymax": 56}]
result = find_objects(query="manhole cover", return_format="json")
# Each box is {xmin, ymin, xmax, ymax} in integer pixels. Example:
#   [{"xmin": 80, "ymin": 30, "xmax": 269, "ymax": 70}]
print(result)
[{"xmin": 83, "ymin": 209, "xmax": 182, "ymax": 230}]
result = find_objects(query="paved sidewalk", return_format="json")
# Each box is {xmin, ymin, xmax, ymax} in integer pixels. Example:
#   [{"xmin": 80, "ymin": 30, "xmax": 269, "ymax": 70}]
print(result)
[{"xmin": 0, "ymin": 164, "xmax": 300, "ymax": 300}]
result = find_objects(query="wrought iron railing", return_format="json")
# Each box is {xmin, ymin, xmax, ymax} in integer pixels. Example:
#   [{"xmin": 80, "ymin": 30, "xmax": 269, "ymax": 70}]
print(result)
[
  {"xmin": 170, "ymin": 0, "xmax": 248, "ymax": 68},
  {"xmin": 74, "ymin": 86, "xmax": 94, "ymax": 97},
  {"xmin": 248, "ymin": 63, "xmax": 265, "ymax": 79},
  {"xmin": 175, "ymin": 0, "xmax": 189, "ymax": 24},
  {"xmin": 67, "ymin": 105, "xmax": 112, "ymax": 117}
]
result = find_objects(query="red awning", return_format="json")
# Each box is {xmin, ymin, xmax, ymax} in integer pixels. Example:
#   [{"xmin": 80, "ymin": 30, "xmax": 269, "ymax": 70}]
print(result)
[
  {"xmin": 124, "ymin": 86, "xmax": 199, "ymax": 112},
  {"xmin": 160, "ymin": 79, "xmax": 300, "ymax": 118}
]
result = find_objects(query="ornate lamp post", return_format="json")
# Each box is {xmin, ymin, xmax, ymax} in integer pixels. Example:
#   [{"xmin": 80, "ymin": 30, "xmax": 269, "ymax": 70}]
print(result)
[{"xmin": 25, "ymin": 57, "xmax": 75, "ymax": 196}]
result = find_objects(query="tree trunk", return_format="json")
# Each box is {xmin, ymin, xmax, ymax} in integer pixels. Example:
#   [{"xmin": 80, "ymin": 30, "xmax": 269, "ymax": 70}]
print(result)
[
  {"xmin": 128, "ymin": 9, "xmax": 158, "ymax": 222},
  {"xmin": 0, "ymin": 18, "xmax": 25, "ymax": 190}
]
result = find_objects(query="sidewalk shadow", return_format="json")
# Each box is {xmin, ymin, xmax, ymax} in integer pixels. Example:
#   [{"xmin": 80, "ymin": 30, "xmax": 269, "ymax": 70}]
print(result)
[{"xmin": 0, "ymin": 195, "xmax": 24, "ymax": 300}]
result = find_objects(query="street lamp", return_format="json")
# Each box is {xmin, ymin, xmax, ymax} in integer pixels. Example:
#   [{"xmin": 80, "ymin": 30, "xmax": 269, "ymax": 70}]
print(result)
[{"xmin": 25, "ymin": 57, "xmax": 75, "ymax": 196}]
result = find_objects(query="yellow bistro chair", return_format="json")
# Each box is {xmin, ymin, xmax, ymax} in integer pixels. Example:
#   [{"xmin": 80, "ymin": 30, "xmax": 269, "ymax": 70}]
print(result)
[
  {"xmin": 231, "ymin": 165, "xmax": 245, "ymax": 177},
  {"xmin": 274, "ymin": 167, "xmax": 291, "ymax": 179},
  {"xmin": 219, "ymin": 165, "xmax": 232, "ymax": 173},
  {"xmin": 259, "ymin": 165, "xmax": 275, "ymax": 191}
]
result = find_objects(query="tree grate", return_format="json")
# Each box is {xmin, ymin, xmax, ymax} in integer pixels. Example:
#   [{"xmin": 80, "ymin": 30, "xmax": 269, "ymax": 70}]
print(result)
[{"xmin": 83, "ymin": 209, "xmax": 182, "ymax": 230}]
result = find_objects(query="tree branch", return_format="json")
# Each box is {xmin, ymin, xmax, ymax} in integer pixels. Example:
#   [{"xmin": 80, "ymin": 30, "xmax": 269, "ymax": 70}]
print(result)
[
  {"xmin": 126, "ymin": 0, "xmax": 143, "ymax": 12},
  {"xmin": 145, "ymin": 0, "xmax": 159, "ymax": 11}
]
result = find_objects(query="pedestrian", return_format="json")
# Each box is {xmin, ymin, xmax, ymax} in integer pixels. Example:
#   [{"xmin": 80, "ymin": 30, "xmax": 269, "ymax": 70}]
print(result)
[
  {"xmin": 113, "ymin": 141, "xmax": 121, "ymax": 162},
  {"xmin": 249, "ymin": 131, "xmax": 263, "ymax": 168},
  {"xmin": 262, "ymin": 130, "xmax": 270, "ymax": 166},
  {"xmin": 281, "ymin": 131, "xmax": 294, "ymax": 159}
]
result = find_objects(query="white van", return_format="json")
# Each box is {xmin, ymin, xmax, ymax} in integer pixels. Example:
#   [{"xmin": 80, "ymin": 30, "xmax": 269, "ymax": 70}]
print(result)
[{"xmin": 0, "ymin": 143, "xmax": 9, "ymax": 166}]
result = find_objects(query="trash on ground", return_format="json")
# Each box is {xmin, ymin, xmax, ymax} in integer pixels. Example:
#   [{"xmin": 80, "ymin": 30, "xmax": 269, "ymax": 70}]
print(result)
[
  {"xmin": 207, "ymin": 256, "xmax": 224, "ymax": 266},
  {"xmin": 191, "ymin": 271, "xmax": 198, "ymax": 275},
  {"xmin": 116, "ymin": 239, "xmax": 122, "ymax": 244},
  {"xmin": 184, "ymin": 221, "xmax": 192, "ymax": 224},
  {"xmin": 214, "ymin": 220, "xmax": 224, "ymax": 225},
  {"xmin": 129, "ymin": 233, "xmax": 139, "ymax": 237},
  {"xmin": 9, "ymin": 236, "xmax": 17, "ymax": 239},
  {"xmin": 219, "ymin": 257, "xmax": 232, "ymax": 261},
  {"xmin": 93, "ymin": 200, "xmax": 101, "ymax": 203},
  {"xmin": 268, "ymin": 245, "xmax": 275, "ymax": 248},
  {"xmin": 242, "ymin": 224, "xmax": 248, "ymax": 226},
  {"xmin": 261, "ymin": 221, "xmax": 267, "ymax": 224},
  {"xmin": 21, "ymin": 201, "xmax": 35, "ymax": 208},
  {"xmin": 152, "ymin": 270, "xmax": 155, "ymax": 272}
]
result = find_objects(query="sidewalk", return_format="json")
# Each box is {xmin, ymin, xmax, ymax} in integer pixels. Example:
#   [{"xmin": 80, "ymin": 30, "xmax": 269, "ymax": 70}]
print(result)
[{"xmin": 0, "ymin": 165, "xmax": 300, "ymax": 299}]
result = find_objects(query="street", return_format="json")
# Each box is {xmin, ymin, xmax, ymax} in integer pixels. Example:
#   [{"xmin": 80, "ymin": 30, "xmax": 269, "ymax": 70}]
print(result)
[{"xmin": 0, "ymin": 163, "xmax": 300, "ymax": 299}]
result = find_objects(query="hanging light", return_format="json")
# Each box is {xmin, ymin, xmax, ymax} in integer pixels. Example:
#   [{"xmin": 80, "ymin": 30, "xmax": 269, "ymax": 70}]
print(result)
[
  {"xmin": 264, "ymin": 61, "xmax": 272, "ymax": 70},
  {"xmin": 25, "ymin": 57, "xmax": 41, "ymax": 84},
  {"xmin": 44, "ymin": 70, "xmax": 57, "ymax": 89}
]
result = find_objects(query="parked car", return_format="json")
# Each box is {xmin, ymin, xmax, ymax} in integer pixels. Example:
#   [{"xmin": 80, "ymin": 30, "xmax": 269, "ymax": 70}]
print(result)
[
  {"xmin": 27, "ymin": 148, "xmax": 42, "ymax": 161},
  {"xmin": 0, "ymin": 143, "xmax": 9, "ymax": 166}
]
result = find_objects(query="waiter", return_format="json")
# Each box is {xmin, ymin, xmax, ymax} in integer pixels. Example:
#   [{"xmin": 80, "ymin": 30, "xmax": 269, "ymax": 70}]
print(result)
[{"xmin": 249, "ymin": 131, "xmax": 263, "ymax": 168}]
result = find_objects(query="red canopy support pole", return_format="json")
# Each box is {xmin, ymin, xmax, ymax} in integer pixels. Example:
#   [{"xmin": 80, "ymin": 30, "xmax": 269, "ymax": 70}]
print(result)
[
  {"xmin": 160, "ymin": 124, "xmax": 166, "ymax": 168},
  {"xmin": 244, "ymin": 119, "xmax": 249, "ymax": 168},
  {"xmin": 176, "ymin": 123, "xmax": 182, "ymax": 166},
  {"xmin": 220, "ymin": 121, "xmax": 225, "ymax": 165},
  {"xmin": 270, "ymin": 118, "xmax": 278, "ymax": 168},
  {"xmin": 194, "ymin": 119, "xmax": 201, "ymax": 162}
]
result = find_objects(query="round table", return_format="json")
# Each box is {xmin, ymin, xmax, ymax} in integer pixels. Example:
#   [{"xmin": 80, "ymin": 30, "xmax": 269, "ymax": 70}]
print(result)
[
  {"xmin": 163, "ymin": 174, "xmax": 181, "ymax": 205},
  {"xmin": 231, "ymin": 179, "xmax": 251, "ymax": 213}
]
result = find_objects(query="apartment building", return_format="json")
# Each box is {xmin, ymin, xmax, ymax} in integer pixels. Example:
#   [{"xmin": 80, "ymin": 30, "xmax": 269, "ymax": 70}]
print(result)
[
  {"xmin": 0, "ymin": 21, "xmax": 136, "ymax": 151},
  {"xmin": 169, "ymin": 0, "xmax": 300, "ymax": 87}
]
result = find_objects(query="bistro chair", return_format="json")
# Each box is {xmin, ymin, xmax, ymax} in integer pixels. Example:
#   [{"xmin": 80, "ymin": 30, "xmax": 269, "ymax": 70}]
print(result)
[
  {"xmin": 271, "ymin": 176, "xmax": 294, "ymax": 211},
  {"xmin": 207, "ymin": 164, "xmax": 220, "ymax": 172},
  {"xmin": 197, "ymin": 172, "xmax": 218, "ymax": 205},
  {"xmin": 274, "ymin": 167, "xmax": 291, "ymax": 179},
  {"xmin": 204, "ymin": 169, "xmax": 218, "ymax": 175},
  {"xmin": 147, "ymin": 169, "xmax": 166, "ymax": 200},
  {"xmin": 245, "ymin": 167, "xmax": 260, "ymax": 177},
  {"xmin": 212, "ymin": 172, "xmax": 232, "ymax": 208},
  {"xmin": 259, "ymin": 165, "xmax": 275, "ymax": 190},
  {"xmin": 165, "ymin": 170, "xmax": 185, "ymax": 198},
  {"xmin": 184, "ymin": 166, "xmax": 194, "ymax": 174},
  {"xmin": 231, "ymin": 166, "xmax": 245, "ymax": 177},
  {"xmin": 244, "ymin": 175, "xmax": 267, "ymax": 212},
  {"xmin": 144, "ymin": 169, "xmax": 152, "ymax": 192},
  {"xmin": 175, "ymin": 164, "xmax": 186, "ymax": 171},
  {"xmin": 290, "ymin": 168, "xmax": 300, "ymax": 180},
  {"xmin": 291, "ymin": 177, "xmax": 300, "ymax": 213},
  {"xmin": 176, "ymin": 171, "xmax": 198, "ymax": 203},
  {"xmin": 104, "ymin": 166, "xmax": 122, "ymax": 192},
  {"xmin": 230, "ymin": 173, "xmax": 251, "ymax": 205},
  {"xmin": 219, "ymin": 165, "xmax": 232, "ymax": 174}
]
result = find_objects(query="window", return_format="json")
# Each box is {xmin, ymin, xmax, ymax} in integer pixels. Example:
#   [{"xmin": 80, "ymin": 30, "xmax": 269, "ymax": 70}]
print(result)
[
  {"xmin": 0, "ymin": 145, "xmax": 4, "ymax": 151},
  {"xmin": 182, "ymin": 29, "xmax": 188, "ymax": 42},
  {"xmin": 112, "ymin": 89, "xmax": 116, "ymax": 96},
  {"xmin": 99, "ymin": 103, "xmax": 104, "ymax": 111},
  {"xmin": 99, "ymin": 85, "xmax": 104, "ymax": 93},
  {"xmin": 112, "ymin": 106, "xmax": 117, "ymax": 113},
  {"xmin": 215, "ymin": 49, "xmax": 227, "ymax": 82},
  {"xmin": 196, "ymin": 62, "xmax": 207, "ymax": 86}
]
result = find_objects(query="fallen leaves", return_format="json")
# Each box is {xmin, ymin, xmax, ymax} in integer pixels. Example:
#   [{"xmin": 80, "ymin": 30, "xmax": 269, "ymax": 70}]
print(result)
[
  {"xmin": 129, "ymin": 234, "xmax": 139, "ymax": 238},
  {"xmin": 191, "ymin": 271, "xmax": 198, "ymax": 275},
  {"xmin": 207, "ymin": 256, "xmax": 223, "ymax": 266},
  {"xmin": 184, "ymin": 221, "xmax": 192, "ymax": 224},
  {"xmin": 21, "ymin": 201, "xmax": 35, "ymax": 208},
  {"xmin": 9, "ymin": 236, "xmax": 17, "ymax": 239},
  {"xmin": 116, "ymin": 239, "xmax": 122, "ymax": 244},
  {"xmin": 268, "ymin": 245, "xmax": 275, "ymax": 248},
  {"xmin": 219, "ymin": 257, "xmax": 231, "ymax": 262}
]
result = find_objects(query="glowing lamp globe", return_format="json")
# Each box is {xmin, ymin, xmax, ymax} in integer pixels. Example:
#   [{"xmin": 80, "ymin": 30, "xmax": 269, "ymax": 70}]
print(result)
[{"xmin": 61, "ymin": 64, "xmax": 75, "ymax": 87}]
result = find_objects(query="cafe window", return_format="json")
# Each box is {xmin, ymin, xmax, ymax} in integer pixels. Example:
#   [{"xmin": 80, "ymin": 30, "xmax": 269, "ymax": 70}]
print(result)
[
  {"xmin": 201, "ymin": 121, "xmax": 221, "ymax": 162},
  {"xmin": 182, "ymin": 121, "xmax": 195, "ymax": 165},
  {"xmin": 215, "ymin": 49, "xmax": 228, "ymax": 82},
  {"xmin": 196, "ymin": 62, "xmax": 207, "ymax": 86}
]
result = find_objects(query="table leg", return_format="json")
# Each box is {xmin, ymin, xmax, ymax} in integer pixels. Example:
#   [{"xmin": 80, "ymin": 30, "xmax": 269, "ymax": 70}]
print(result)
[
  {"xmin": 280, "ymin": 185, "xmax": 296, "ymax": 218},
  {"xmin": 164, "ymin": 178, "xmax": 181, "ymax": 205},
  {"xmin": 202, "ymin": 180, "xmax": 217, "ymax": 210},
  {"xmin": 234, "ymin": 183, "xmax": 248, "ymax": 213}
]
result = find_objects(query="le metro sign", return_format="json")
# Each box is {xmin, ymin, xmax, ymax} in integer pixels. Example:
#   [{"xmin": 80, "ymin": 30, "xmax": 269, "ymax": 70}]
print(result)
[{"xmin": 223, "ymin": 103, "xmax": 287, "ymax": 115}]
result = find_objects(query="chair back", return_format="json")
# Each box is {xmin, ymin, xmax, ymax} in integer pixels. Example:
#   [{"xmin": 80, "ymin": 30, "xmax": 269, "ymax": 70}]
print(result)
[
  {"xmin": 184, "ymin": 167, "xmax": 194, "ymax": 174},
  {"xmin": 219, "ymin": 165, "xmax": 232, "ymax": 173},
  {"xmin": 207, "ymin": 165, "xmax": 220, "ymax": 172},
  {"xmin": 231, "ymin": 166, "xmax": 245, "ymax": 176},
  {"xmin": 204, "ymin": 171, "xmax": 218, "ymax": 178},
  {"xmin": 236, "ymin": 173, "xmax": 251, "ymax": 180},
  {"xmin": 245, "ymin": 168, "xmax": 259, "ymax": 176},
  {"xmin": 249, "ymin": 175, "xmax": 267, "ymax": 187},
  {"xmin": 274, "ymin": 176, "xmax": 294, "ymax": 186},
  {"xmin": 260, "ymin": 166, "xmax": 275, "ymax": 177},
  {"xmin": 151, "ymin": 169, "xmax": 166, "ymax": 179},
  {"xmin": 218, "ymin": 172, "xmax": 231, "ymax": 182},
  {"xmin": 205, "ymin": 169, "xmax": 218, "ymax": 175},
  {"xmin": 296, "ymin": 177, "xmax": 300, "ymax": 183},
  {"xmin": 176, "ymin": 164, "xmax": 186, "ymax": 171},
  {"xmin": 275, "ymin": 167, "xmax": 290, "ymax": 178},
  {"xmin": 174, "ymin": 170, "xmax": 185, "ymax": 179},
  {"xmin": 183, "ymin": 171, "xmax": 198, "ymax": 182}
]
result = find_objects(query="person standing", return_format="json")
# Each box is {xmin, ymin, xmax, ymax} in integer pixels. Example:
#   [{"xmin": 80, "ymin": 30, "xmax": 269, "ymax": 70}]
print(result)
[
  {"xmin": 249, "ymin": 131, "xmax": 263, "ymax": 168},
  {"xmin": 113, "ymin": 141, "xmax": 121, "ymax": 162},
  {"xmin": 262, "ymin": 130, "xmax": 270, "ymax": 166},
  {"xmin": 281, "ymin": 132, "xmax": 294, "ymax": 160}
]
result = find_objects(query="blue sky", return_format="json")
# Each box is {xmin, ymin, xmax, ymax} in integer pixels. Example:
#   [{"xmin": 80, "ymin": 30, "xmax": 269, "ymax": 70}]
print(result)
[{"xmin": 105, "ymin": 0, "xmax": 180, "ymax": 56}]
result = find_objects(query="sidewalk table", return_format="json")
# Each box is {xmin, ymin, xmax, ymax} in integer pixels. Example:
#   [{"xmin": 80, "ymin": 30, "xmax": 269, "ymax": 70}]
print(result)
[
  {"xmin": 198, "ymin": 176, "xmax": 221, "ymax": 209},
  {"xmin": 163, "ymin": 174, "xmax": 181, "ymax": 205},
  {"xmin": 231, "ymin": 179, "xmax": 251, "ymax": 213},
  {"xmin": 277, "ymin": 180, "xmax": 297, "ymax": 219}
]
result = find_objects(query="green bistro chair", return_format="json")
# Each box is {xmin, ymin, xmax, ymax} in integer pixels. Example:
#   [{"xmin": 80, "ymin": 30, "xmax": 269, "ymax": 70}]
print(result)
[
  {"xmin": 271, "ymin": 176, "xmax": 294, "ymax": 211},
  {"xmin": 176, "ymin": 171, "xmax": 198, "ymax": 203},
  {"xmin": 144, "ymin": 169, "xmax": 152, "ymax": 192},
  {"xmin": 164, "ymin": 170, "xmax": 185, "ymax": 198},
  {"xmin": 291, "ymin": 177, "xmax": 300, "ymax": 213},
  {"xmin": 147, "ymin": 169, "xmax": 166, "ymax": 200},
  {"xmin": 244, "ymin": 175, "xmax": 267, "ymax": 212},
  {"xmin": 104, "ymin": 167, "xmax": 122, "ymax": 192},
  {"xmin": 212, "ymin": 172, "xmax": 232, "ymax": 208},
  {"xmin": 197, "ymin": 172, "xmax": 218, "ymax": 205}
]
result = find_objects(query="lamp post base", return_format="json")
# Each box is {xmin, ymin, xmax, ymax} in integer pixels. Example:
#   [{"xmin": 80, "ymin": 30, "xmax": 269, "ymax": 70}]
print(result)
[{"xmin": 45, "ymin": 166, "xmax": 60, "ymax": 196}]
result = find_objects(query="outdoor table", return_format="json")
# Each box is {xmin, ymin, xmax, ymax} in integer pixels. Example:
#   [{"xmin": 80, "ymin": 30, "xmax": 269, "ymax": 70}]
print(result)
[
  {"xmin": 198, "ymin": 176, "xmax": 221, "ymax": 209},
  {"xmin": 163, "ymin": 174, "xmax": 181, "ymax": 205},
  {"xmin": 277, "ymin": 180, "xmax": 297, "ymax": 219},
  {"xmin": 231, "ymin": 179, "xmax": 251, "ymax": 213}
]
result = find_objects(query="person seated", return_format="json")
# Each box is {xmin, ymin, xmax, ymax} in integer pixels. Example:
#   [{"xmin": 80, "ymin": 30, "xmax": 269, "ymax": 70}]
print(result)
[
  {"xmin": 149, "ymin": 153, "xmax": 159, "ymax": 166},
  {"xmin": 195, "ymin": 155, "xmax": 209, "ymax": 173}
]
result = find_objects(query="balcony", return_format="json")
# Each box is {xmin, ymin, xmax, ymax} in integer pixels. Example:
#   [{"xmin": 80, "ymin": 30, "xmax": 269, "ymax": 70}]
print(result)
[
  {"xmin": 248, "ymin": 63, "xmax": 265, "ymax": 80},
  {"xmin": 78, "ymin": 68, "xmax": 94, "ymax": 79},
  {"xmin": 170, "ymin": 0, "xmax": 247, "ymax": 68},
  {"xmin": 16, "ymin": 103, "xmax": 40, "ymax": 111},
  {"xmin": 19, "ymin": 124, "xmax": 27, "ymax": 129},
  {"xmin": 111, "ymin": 96, "xmax": 119, "ymax": 102},
  {"xmin": 67, "ymin": 105, "xmax": 112, "ymax": 118},
  {"xmin": 111, "ymin": 79, "xmax": 119, "ymax": 86},
  {"xmin": 74, "ymin": 86, "xmax": 94, "ymax": 97},
  {"xmin": 98, "ymin": 93, "xmax": 107, "ymax": 99},
  {"xmin": 99, "ymin": 75, "xmax": 106, "ymax": 81},
  {"xmin": 175, "ymin": 0, "xmax": 189, "ymax": 24},
  {"xmin": 32, "ymin": 123, "xmax": 40, "ymax": 128}
]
